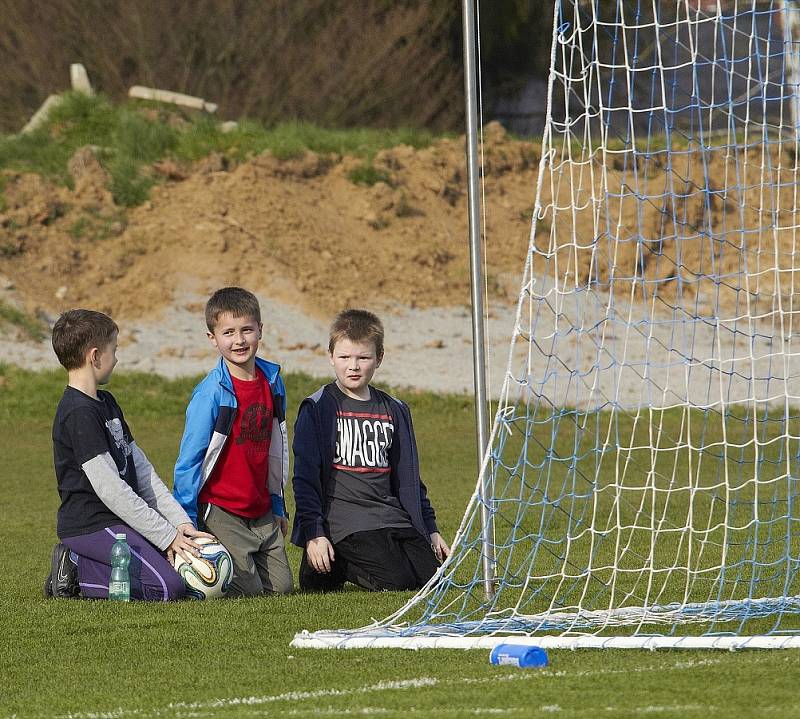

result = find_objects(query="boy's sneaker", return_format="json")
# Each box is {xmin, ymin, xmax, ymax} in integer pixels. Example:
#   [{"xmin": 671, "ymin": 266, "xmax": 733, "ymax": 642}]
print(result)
[{"xmin": 45, "ymin": 543, "xmax": 79, "ymax": 598}]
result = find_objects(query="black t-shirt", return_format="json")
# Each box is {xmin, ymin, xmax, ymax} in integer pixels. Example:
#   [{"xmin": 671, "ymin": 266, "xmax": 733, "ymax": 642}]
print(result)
[
  {"xmin": 52, "ymin": 386, "xmax": 137, "ymax": 538},
  {"xmin": 325, "ymin": 384, "xmax": 412, "ymax": 542}
]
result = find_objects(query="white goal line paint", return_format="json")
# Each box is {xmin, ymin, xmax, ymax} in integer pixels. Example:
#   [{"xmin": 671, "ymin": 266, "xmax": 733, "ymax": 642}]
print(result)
[{"xmin": 290, "ymin": 632, "xmax": 800, "ymax": 651}]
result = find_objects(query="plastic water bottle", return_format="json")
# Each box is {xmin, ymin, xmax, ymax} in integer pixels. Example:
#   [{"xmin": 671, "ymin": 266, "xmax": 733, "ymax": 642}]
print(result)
[
  {"xmin": 489, "ymin": 643, "xmax": 548, "ymax": 668},
  {"xmin": 109, "ymin": 533, "xmax": 131, "ymax": 601}
]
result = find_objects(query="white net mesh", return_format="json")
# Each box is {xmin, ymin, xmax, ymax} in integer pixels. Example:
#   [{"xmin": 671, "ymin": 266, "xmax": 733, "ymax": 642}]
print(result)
[{"xmin": 294, "ymin": 0, "xmax": 800, "ymax": 649}]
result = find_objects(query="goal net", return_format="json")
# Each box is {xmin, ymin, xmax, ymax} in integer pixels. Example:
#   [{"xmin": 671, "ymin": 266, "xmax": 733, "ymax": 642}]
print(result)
[{"xmin": 293, "ymin": 0, "xmax": 800, "ymax": 650}]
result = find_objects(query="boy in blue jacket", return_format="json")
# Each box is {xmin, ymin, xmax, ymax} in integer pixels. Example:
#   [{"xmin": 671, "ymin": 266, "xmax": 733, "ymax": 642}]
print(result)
[
  {"xmin": 291, "ymin": 308, "xmax": 450, "ymax": 592},
  {"xmin": 173, "ymin": 287, "xmax": 292, "ymax": 596}
]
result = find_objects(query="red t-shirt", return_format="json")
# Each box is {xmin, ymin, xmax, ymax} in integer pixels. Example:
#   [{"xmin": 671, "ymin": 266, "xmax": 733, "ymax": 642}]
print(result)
[{"xmin": 199, "ymin": 372, "xmax": 274, "ymax": 518}]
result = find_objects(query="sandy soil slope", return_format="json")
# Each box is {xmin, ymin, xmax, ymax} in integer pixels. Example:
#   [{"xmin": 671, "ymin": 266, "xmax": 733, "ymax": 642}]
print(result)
[
  {"xmin": 3, "ymin": 123, "xmax": 794, "ymax": 402},
  {"xmin": 0, "ymin": 122, "xmax": 537, "ymax": 321},
  {"xmin": 0, "ymin": 123, "xmax": 537, "ymax": 393}
]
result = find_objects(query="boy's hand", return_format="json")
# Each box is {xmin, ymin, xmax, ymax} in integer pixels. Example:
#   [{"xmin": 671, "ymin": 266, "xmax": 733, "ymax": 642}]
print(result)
[
  {"xmin": 306, "ymin": 536, "xmax": 335, "ymax": 573},
  {"xmin": 277, "ymin": 515, "xmax": 289, "ymax": 537},
  {"xmin": 168, "ymin": 523, "xmax": 216, "ymax": 564},
  {"xmin": 430, "ymin": 532, "xmax": 450, "ymax": 563}
]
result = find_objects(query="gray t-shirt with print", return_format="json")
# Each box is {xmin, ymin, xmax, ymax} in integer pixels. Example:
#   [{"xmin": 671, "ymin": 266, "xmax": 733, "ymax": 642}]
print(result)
[{"xmin": 325, "ymin": 384, "xmax": 412, "ymax": 543}]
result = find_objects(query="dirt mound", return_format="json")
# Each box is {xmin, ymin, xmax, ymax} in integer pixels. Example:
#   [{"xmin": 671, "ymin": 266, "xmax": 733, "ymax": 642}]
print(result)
[
  {"xmin": 0, "ymin": 122, "xmax": 538, "ymax": 323},
  {"xmin": 2, "ymin": 122, "xmax": 796, "ymax": 334}
]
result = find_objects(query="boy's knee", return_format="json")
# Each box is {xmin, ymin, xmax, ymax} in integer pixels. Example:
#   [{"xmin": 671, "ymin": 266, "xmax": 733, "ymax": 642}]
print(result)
[
  {"xmin": 268, "ymin": 575, "xmax": 294, "ymax": 595},
  {"xmin": 143, "ymin": 570, "xmax": 186, "ymax": 601},
  {"xmin": 411, "ymin": 556, "xmax": 439, "ymax": 588},
  {"xmin": 259, "ymin": 567, "xmax": 294, "ymax": 595},
  {"xmin": 350, "ymin": 564, "xmax": 418, "ymax": 592},
  {"xmin": 299, "ymin": 577, "xmax": 344, "ymax": 593},
  {"xmin": 227, "ymin": 575, "xmax": 264, "ymax": 597},
  {"xmin": 166, "ymin": 572, "xmax": 187, "ymax": 601},
  {"xmin": 299, "ymin": 567, "xmax": 344, "ymax": 593},
  {"xmin": 160, "ymin": 572, "xmax": 186, "ymax": 602},
  {"xmin": 370, "ymin": 575, "xmax": 418, "ymax": 592}
]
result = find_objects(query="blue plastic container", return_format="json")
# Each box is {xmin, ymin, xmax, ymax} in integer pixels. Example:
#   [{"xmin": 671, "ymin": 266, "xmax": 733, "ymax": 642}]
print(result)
[{"xmin": 489, "ymin": 643, "xmax": 548, "ymax": 668}]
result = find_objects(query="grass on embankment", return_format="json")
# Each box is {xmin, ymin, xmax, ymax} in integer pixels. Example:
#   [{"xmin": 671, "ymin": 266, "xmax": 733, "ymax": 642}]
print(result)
[
  {"xmin": 0, "ymin": 300, "xmax": 47, "ymax": 341},
  {"xmin": 0, "ymin": 92, "xmax": 441, "ymax": 206}
]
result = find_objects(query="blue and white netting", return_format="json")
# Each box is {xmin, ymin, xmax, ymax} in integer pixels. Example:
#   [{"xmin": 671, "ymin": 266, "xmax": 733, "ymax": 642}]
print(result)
[{"xmin": 294, "ymin": 0, "xmax": 800, "ymax": 649}]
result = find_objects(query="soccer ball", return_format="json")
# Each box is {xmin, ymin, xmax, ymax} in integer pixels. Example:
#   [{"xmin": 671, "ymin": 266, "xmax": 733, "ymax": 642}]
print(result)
[{"xmin": 172, "ymin": 536, "xmax": 233, "ymax": 600}]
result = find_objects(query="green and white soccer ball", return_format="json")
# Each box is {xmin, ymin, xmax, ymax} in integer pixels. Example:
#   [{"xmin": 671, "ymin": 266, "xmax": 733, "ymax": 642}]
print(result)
[{"xmin": 172, "ymin": 536, "xmax": 233, "ymax": 599}]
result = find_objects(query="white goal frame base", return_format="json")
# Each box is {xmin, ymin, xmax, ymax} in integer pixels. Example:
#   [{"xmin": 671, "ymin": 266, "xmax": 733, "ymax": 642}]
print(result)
[{"xmin": 291, "ymin": 631, "xmax": 800, "ymax": 651}]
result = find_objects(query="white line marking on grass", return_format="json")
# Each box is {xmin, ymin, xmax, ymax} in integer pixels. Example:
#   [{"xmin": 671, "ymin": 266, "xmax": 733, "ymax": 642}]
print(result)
[
  {"xmin": 56, "ymin": 711, "xmax": 144, "ymax": 719},
  {"xmin": 273, "ymin": 709, "xmax": 521, "ymax": 718},
  {"xmin": 52, "ymin": 679, "xmax": 439, "ymax": 719},
  {"xmin": 635, "ymin": 707, "xmax": 708, "ymax": 714},
  {"xmin": 167, "ymin": 678, "xmax": 438, "ymax": 713},
  {"xmin": 35, "ymin": 651, "xmax": 779, "ymax": 719},
  {"xmin": 278, "ymin": 709, "xmax": 392, "ymax": 716}
]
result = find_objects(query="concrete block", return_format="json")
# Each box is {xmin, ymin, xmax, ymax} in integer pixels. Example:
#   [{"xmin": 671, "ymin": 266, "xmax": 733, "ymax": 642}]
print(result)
[
  {"xmin": 70, "ymin": 63, "xmax": 93, "ymax": 94},
  {"xmin": 21, "ymin": 95, "xmax": 63, "ymax": 134},
  {"xmin": 128, "ymin": 85, "xmax": 218, "ymax": 113}
]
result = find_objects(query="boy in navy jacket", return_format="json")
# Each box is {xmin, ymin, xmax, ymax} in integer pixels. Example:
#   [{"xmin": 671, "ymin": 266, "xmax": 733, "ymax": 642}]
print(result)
[
  {"xmin": 291, "ymin": 309, "xmax": 449, "ymax": 591},
  {"xmin": 173, "ymin": 287, "xmax": 292, "ymax": 596}
]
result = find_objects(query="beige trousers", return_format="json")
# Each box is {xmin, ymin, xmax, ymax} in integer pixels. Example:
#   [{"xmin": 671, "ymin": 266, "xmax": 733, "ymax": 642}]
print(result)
[{"xmin": 202, "ymin": 504, "xmax": 293, "ymax": 596}]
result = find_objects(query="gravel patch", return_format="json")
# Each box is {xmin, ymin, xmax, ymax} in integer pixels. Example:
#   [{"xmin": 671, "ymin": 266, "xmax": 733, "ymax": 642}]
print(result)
[
  {"xmin": 4, "ymin": 285, "xmax": 798, "ymax": 408},
  {"xmin": 0, "ymin": 291, "xmax": 517, "ymax": 397}
]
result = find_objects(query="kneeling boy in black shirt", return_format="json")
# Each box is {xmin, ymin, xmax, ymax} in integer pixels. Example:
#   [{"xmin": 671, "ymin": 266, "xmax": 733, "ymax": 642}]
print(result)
[{"xmin": 47, "ymin": 309, "xmax": 211, "ymax": 600}]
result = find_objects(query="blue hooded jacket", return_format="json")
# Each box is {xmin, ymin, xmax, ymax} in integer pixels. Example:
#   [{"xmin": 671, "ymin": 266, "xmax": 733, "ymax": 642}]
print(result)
[
  {"xmin": 290, "ymin": 383, "xmax": 439, "ymax": 547},
  {"xmin": 173, "ymin": 356, "xmax": 288, "ymax": 525}
]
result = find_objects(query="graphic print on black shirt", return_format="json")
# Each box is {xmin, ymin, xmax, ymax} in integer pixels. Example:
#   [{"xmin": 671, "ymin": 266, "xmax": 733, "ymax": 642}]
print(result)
[
  {"xmin": 104, "ymin": 417, "xmax": 131, "ymax": 474},
  {"xmin": 199, "ymin": 371, "xmax": 274, "ymax": 518},
  {"xmin": 333, "ymin": 405, "xmax": 393, "ymax": 474},
  {"xmin": 326, "ymin": 384, "xmax": 412, "ymax": 543}
]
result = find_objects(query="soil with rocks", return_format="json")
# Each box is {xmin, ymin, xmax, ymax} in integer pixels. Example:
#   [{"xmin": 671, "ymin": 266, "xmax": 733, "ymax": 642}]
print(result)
[
  {"xmin": 2, "ymin": 123, "xmax": 795, "ymax": 401},
  {"xmin": 0, "ymin": 122, "xmax": 537, "ymax": 321},
  {"xmin": 0, "ymin": 123, "xmax": 537, "ymax": 394}
]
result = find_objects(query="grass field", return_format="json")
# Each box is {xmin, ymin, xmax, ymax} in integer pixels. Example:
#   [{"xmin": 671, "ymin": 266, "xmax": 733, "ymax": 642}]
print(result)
[{"xmin": 3, "ymin": 363, "xmax": 799, "ymax": 718}]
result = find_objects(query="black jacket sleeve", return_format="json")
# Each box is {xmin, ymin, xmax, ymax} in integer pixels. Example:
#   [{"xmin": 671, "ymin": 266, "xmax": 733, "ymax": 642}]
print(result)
[
  {"xmin": 290, "ymin": 400, "xmax": 327, "ymax": 546},
  {"xmin": 405, "ymin": 403, "xmax": 439, "ymax": 535}
]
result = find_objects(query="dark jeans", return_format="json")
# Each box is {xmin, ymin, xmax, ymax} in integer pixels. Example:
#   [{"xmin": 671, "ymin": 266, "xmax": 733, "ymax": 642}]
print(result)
[{"xmin": 299, "ymin": 526, "xmax": 440, "ymax": 592}]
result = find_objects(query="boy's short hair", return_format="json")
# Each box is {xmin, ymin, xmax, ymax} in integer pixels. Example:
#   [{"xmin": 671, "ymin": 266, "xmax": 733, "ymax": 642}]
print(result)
[
  {"xmin": 52, "ymin": 309, "xmax": 119, "ymax": 370},
  {"xmin": 205, "ymin": 287, "xmax": 261, "ymax": 331},
  {"xmin": 328, "ymin": 309, "xmax": 384, "ymax": 359}
]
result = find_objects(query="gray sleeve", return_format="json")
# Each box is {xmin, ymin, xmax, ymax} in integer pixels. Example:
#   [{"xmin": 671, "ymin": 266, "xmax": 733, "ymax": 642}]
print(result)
[
  {"xmin": 268, "ymin": 417, "xmax": 288, "ymax": 497},
  {"xmin": 81, "ymin": 453, "xmax": 178, "ymax": 551},
  {"xmin": 130, "ymin": 442, "xmax": 192, "ymax": 529}
]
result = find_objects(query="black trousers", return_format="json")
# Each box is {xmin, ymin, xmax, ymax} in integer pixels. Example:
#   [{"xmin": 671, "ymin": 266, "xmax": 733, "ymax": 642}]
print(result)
[{"xmin": 299, "ymin": 526, "xmax": 440, "ymax": 592}]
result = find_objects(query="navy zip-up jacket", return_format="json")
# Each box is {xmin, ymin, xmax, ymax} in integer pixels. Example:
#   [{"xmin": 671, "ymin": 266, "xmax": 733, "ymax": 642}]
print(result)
[{"xmin": 290, "ymin": 383, "xmax": 439, "ymax": 547}]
